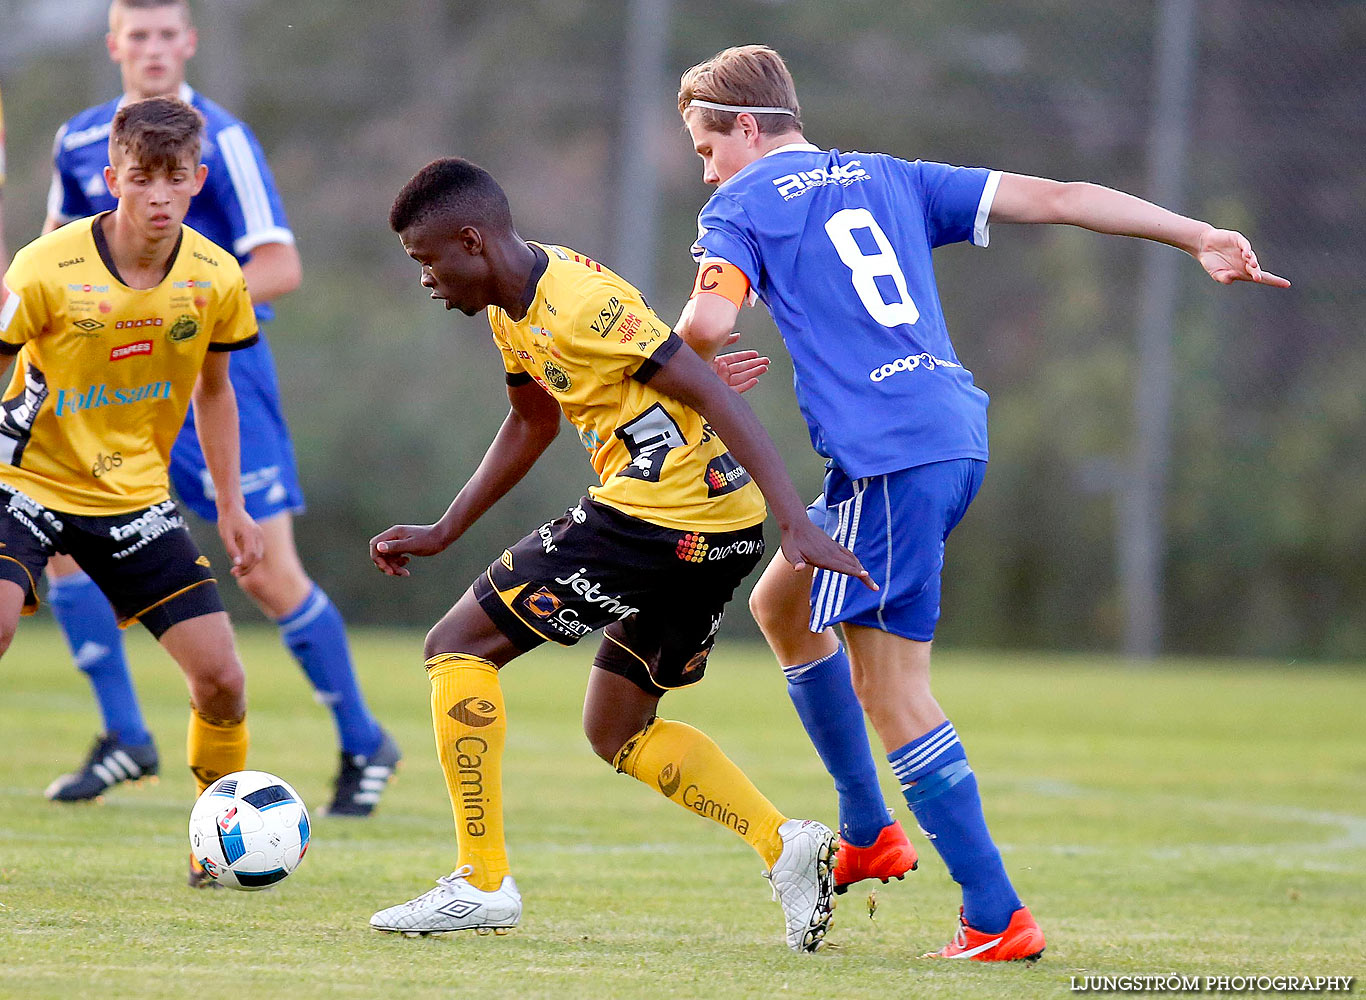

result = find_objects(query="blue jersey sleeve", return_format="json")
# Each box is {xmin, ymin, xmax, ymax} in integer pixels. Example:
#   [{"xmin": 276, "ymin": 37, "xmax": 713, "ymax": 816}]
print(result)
[
  {"xmin": 903, "ymin": 159, "xmax": 999, "ymax": 249},
  {"xmin": 47, "ymin": 127, "xmax": 93, "ymax": 224},
  {"xmin": 205, "ymin": 121, "xmax": 294, "ymax": 258},
  {"xmin": 690, "ymin": 193, "xmax": 762, "ymax": 287}
]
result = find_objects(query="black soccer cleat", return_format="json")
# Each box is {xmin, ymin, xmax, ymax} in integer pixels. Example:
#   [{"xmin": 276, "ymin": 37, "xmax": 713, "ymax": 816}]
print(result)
[
  {"xmin": 45, "ymin": 733, "xmax": 160, "ymax": 802},
  {"xmin": 324, "ymin": 730, "xmax": 402, "ymax": 817}
]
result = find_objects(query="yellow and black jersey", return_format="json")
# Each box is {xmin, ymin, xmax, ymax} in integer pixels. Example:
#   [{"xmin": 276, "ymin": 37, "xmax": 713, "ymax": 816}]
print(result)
[
  {"xmin": 0, "ymin": 216, "xmax": 258, "ymax": 514},
  {"xmin": 488, "ymin": 243, "xmax": 765, "ymax": 533}
]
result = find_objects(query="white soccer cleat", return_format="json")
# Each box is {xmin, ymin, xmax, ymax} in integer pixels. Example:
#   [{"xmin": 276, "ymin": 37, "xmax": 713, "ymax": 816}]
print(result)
[
  {"xmin": 370, "ymin": 865, "xmax": 522, "ymax": 936},
  {"xmin": 764, "ymin": 818, "xmax": 837, "ymax": 953}
]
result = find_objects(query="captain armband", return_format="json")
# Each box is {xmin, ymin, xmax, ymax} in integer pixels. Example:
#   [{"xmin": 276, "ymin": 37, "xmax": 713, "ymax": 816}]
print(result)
[{"xmin": 690, "ymin": 259, "xmax": 751, "ymax": 309}]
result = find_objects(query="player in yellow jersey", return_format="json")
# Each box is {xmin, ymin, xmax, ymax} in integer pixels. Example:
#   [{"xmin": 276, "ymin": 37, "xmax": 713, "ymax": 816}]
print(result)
[
  {"xmin": 0, "ymin": 85, "xmax": 8, "ymax": 276},
  {"xmin": 367, "ymin": 158, "xmax": 873, "ymax": 952},
  {"xmin": 0, "ymin": 96, "xmax": 263, "ymax": 886}
]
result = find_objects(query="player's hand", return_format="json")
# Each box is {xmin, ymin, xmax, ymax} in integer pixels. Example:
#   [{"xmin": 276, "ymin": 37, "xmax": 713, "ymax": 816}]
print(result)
[
  {"xmin": 779, "ymin": 519, "xmax": 878, "ymax": 591},
  {"xmin": 713, "ymin": 349, "xmax": 771, "ymax": 394},
  {"xmin": 370, "ymin": 523, "xmax": 448, "ymax": 577},
  {"xmin": 1195, "ymin": 229, "xmax": 1290, "ymax": 288},
  {"xmin": 217, "ymin": 505, "xmax": 264, "ymax": 577}
]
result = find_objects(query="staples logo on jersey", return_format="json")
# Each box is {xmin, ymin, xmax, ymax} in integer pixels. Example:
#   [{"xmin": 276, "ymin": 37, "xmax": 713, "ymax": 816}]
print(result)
[
  {"xmin": 110, "ymin": 340, "xmax": 153, "ymax": 362},
  {"xmin": 772, "ymin": 161, "xmax": 870, "ymax": 201},
  {"xmin": 869, "ymin": 352, "xmax": 962, "ymax": 383},
  {"xmin": 54, "ymin": 380, "xmax": 173, "ymax": 417}
]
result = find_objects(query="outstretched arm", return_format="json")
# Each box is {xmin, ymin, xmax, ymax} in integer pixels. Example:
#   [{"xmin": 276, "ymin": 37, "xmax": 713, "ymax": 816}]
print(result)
[
  {"xmin": 647, "ymin": 340, "xmax": 874, "ymax": 588},
  {"xmin": 369, "ymin": 379, "xmax": 562, "ymax": 576},
  {"xmin": 989, "ymin": 173, "xmax": 1289, "ymax": 288}
]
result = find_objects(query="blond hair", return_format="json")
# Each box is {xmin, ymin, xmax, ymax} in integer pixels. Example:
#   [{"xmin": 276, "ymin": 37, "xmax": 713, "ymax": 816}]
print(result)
[
  {"xmin": 678, "ymin": 44, "xmax": 802, "ymax": 135},
  {"xmin": 110, "ymin": 0, "xmax": 192, "ymax": 31}
]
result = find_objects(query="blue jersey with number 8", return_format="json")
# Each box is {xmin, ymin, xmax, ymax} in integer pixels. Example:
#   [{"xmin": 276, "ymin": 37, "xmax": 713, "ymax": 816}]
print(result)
[{"xmin": 691, "ymin": 145, "xmax": 1000, "ymax": 478}]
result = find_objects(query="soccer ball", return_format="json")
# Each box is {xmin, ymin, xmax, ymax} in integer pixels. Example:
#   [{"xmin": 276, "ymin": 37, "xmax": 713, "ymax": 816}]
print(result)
[{"xmin": 188, "ymin": 770, "xmax": 310, "ymax": 890}]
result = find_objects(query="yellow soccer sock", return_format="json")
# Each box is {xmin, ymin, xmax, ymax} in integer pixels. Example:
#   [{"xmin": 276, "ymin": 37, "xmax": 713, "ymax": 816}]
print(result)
[
  {"xmin": 615, "ymin": 718, "xmax": 787, "ymax": 867},
  {"xmin": 186, "ymin": 707, "xmax": 248, "ymax": 794},
  {"xmin": 427, "ymin": 652, "xmax": 509, "ymax": 891}
]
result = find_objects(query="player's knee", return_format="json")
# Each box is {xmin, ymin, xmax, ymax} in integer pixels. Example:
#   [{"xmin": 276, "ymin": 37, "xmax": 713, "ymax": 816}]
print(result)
[
  {"xmin": 424, "ymin": 619, "xmax": 467, "ymax": 661},
  {"xmin": 583, "ymin": 714, "xmax": 631, "ymax": 764},
  {"xmin": 189, "ymin": 656, "xmax": 246, "ymax": 709}
]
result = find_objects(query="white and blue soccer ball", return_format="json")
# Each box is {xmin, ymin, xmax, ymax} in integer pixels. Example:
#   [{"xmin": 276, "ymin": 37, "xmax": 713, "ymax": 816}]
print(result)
[{"xmin": 189, "ymin": 770, "xmax": 310, "ymax": 890}]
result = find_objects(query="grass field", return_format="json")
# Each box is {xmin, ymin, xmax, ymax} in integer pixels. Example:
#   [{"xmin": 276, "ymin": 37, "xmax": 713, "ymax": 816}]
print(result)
[{"xmin": 2, "ymin": 623, "xmax": 1363, "ymax": 999}]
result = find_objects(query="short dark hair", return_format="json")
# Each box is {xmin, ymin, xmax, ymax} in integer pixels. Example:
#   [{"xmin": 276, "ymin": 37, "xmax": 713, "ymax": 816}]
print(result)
[
  {"xmin": 389, "ymin": 158, "xmax": 514, "ymax": 235},
  {"xmin": 110, "ymin": 96, "xmax": 204, "ymax": 172}
]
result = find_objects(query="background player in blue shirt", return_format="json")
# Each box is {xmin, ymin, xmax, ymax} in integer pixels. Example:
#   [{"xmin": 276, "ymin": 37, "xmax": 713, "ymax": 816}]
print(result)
[
  {"xmin": 673, "ymin": 44, "xmax": 1288, "ymax": 961},
  {"xmin": 40, "ymin": 0, "xmax": 399, "ymax": 817}
]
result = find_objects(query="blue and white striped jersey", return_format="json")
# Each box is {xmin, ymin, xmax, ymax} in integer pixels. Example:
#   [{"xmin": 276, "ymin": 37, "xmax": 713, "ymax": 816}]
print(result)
[
  {"xmin": 47, "ymin": 83, "xmax": 293, "ymax": 325},
  {"xmin": 692, "ymin": 144, "xmax": 999, "ymax": 478}
]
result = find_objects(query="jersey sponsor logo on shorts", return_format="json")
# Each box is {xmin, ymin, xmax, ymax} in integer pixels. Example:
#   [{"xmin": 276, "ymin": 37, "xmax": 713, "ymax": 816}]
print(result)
[
  {"xmin": 590, "ymin": 296, "xmax": 624, "ymax": 338},
  {"xmin": 676, "ymin": 531, "xmax": 708, "ymax": 563},
  {"xmin": 447, "ymin": 697, "xmax": 499, "ymax": 728},
  {"xmin": 703, "ymin": 453, "xmax": 752, "ymax": 497},
  {"xmin": 523, "ymin": 586, "xmax": 563, "ymax": 619},
  {"xmin": 500, "ymin": 549, "xmax": 514, "ymax": 571},
  {"xmin": 114, "ymin": 317, "xmax": 163, "ymax": 330},
  {"xmin": 551, "ymin": 568, "xmax": 640, "ymax": 620},
  {"xmin": 108, "ymin": 500, "xmax": 184, "ymax": 560},
  {"xmin": 54, "ymin": 381, "xmax": 172, "ymax": 417},
  {"xmin": 541, "ymin": 360, "xmax": 571, "ymax": 392},
  {"xmin": 680, "ymin": 649, "xmax": 709, "ymax": 676},
  {"xmin": 772, "ymin": 160, "xmax": 870, "ymax": 201},
  {"xmin": 657, "ymin": 763, "xmax": 682, "ymax": 798},
  {"xmin": 72, "ymin": 318, "xmax": 105, "ymax": 333},
  {"xmin": 537, "ymin": 522, "xmax": 557, "ymax": 553},
  {"xmin": 614, "ymin": 403, "xmax": 685, "ymax": 483},
  {"xmin": 868, "ymin": 352, "xmax": 962, "ymax": 383},
  {"xmin": 168, "ymin": 315, "xmax": 200, "ymax": 342},
  {"xmin": 195, "ymin": 555, "xmax": 211, "ymax": 567},
  {"xmin": 109, "ymin": 340, "xmax": 152, "ymax": 361}
]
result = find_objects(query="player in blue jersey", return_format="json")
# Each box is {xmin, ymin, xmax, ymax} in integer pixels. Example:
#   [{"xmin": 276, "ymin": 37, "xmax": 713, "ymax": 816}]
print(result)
[
  {"xmin": 673, "ymin": 44, "xmax": 1288, "ymax": 961},
  {"xmin": 40, "ymin": 0, "xmax": 400, "ymax": 817}
]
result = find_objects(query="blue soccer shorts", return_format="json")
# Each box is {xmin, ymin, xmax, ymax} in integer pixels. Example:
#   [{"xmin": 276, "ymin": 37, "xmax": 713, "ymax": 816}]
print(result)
[
  {"xmin": 807, "ymin": 458, "xmax": 985, "ymax": 641},
  {"xmin": 170, "ymin": 338, "xmax": 305, "ymax": 523}
]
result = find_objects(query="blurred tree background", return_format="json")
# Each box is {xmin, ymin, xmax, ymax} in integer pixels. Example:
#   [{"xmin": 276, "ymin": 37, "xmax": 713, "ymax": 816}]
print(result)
[{"xmin": 0, "ymin": 0, "xmax": 1360, "ymax": 659}]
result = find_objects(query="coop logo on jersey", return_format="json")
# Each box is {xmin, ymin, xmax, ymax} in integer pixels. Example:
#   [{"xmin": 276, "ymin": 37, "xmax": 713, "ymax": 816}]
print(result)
[
  {"xmin": 702, "ymin": 453, "xmax": 752, "ymax": 497},
  {"xmin": 868, "ymin": 352, "xmax": 962, "ymax": 383},
  {"xmin": 110, "ymin": 340, "xmax": 152, "ymax": 362},
  {"xmin": 542, "ymin": 360, "xmax": 571, "ymax": 392},
  {"xmin": 772, "ymin": 160, "xmax": 870, "ymax": 201},
  {"xmin": 168, "ymin": 315, "xmax": 200, "ymax": 342},
  {"xmin": 590, "ymin": 296, "xmax": 625, "ymax": 337}
]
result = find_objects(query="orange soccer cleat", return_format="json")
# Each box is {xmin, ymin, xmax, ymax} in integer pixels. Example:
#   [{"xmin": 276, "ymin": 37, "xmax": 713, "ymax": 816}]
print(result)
[
  {"xmin": 833, "ymin": 819, "xmax": 919, "ymax": 895},
  {"xmin": 923, "ymin": 905, "xmax": 1045, "ymax": 962}
]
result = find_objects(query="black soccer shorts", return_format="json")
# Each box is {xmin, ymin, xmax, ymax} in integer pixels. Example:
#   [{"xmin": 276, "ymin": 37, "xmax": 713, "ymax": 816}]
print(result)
[
  {"xmin": 0, "ymin": 484, "xmax": 223, "ymax": 639},
  {"xmin": 473, "ymin": 496, "xmax": 765, "ymax": 692}
]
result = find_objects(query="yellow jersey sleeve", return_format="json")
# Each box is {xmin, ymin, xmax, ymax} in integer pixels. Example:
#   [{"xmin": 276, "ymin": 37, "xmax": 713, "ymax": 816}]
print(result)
[
  {"xmin": 205, "ymin": 261, "xmax": 258, "ymax": 351},
  {"xmin": 565, "ymin": 286, "xmax": 674, "ymax": 386},
  {"xmin": 0, "ymin": 249, "xmax": 49, "ymax": 353},
  {"xmin": 487, "ymin": 307, "xmax": 529, "ymax": 380}
]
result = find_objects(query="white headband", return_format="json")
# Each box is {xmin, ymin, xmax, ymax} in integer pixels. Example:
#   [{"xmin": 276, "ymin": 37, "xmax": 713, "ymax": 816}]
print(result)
[{"xmin": 688, "ymin": 99, "xmax": 796, "ymax": 116}]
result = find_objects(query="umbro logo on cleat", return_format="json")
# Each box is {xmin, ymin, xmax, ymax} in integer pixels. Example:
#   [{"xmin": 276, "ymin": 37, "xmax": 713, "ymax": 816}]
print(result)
[{"xmin": 438, "ymin": 899, "xmax": 484, "ymax": 920}]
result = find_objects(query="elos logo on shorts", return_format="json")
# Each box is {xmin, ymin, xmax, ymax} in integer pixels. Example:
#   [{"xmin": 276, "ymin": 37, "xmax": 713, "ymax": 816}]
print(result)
[{"xmin": 447, "ymin": 697, "xmax": 498, "ymax": 728}]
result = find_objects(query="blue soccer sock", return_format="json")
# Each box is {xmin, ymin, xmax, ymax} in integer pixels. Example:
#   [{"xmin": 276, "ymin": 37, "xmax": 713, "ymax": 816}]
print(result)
[
  {"xmin": 47, "ymin": 571, "xmax": 151, "ymax": 747},
  {"xmin": 889, "ymin": 720, "xmax": 1021, "ymax": 934},
  {"xmin": 277, "ymin": 584, "xmax": 383, "ymax": 757},
  {"xmin": 783, "ymin": 644, "xmax": 891, "ymax": 847}
]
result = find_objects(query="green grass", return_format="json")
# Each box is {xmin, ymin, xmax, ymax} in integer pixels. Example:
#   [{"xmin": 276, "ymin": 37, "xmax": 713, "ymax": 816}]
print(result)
[{"xmin": 2, "ymin": 624, "xmax": 1363, "ymax": 999}]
